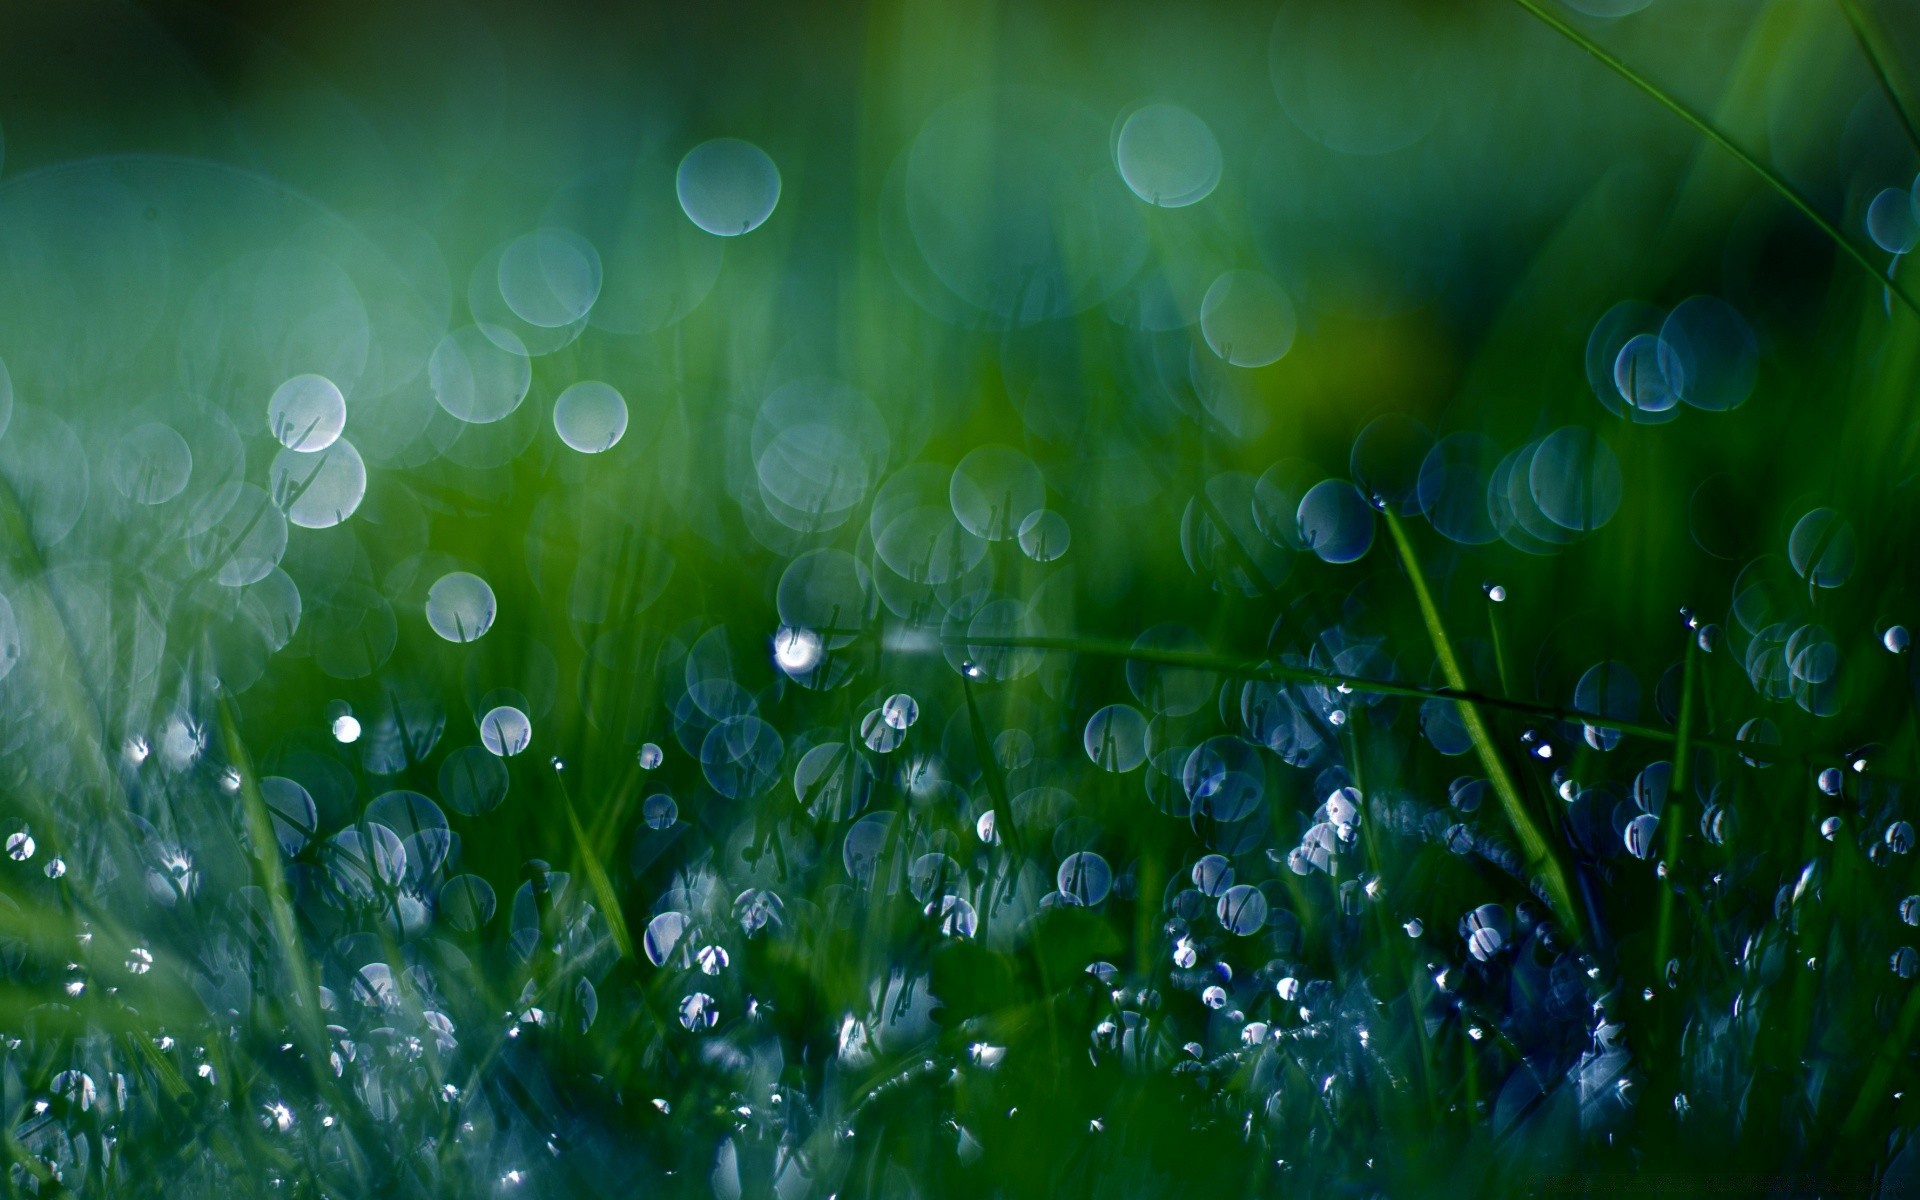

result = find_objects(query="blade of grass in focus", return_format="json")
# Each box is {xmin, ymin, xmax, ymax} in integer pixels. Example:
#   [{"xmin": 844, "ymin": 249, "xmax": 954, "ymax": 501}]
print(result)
[{"xmin": 1381, "ymin": 509, "xmax": 1581, "ymax": 935}]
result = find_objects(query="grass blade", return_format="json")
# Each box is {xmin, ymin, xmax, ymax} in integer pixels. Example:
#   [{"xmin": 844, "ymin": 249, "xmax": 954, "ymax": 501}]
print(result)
[
  {"xmin": 1382, "ymin": 510, "xmax": 1581, "ymax": 934},
  {"xmin": 1509, "ymin": 0, "xmax": 1919, "ymax": 316}
]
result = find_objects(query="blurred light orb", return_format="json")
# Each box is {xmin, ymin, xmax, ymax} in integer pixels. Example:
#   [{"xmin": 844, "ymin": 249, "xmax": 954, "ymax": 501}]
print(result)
[
  {"xmin": 1788, "ymin": 507, "xmax": 1855, "ymax": 588},
  {"xmin": 1018, "ymin": 510, "xmax": 1070, "ymax": 561},
  {"xmin": 111, "ymin": 422, "xmax": 192, "ymax": 505},
  {"xmin": 1200, "ymin": 270, "xmax": 1296, "ymax": 367},
  {"xmin": 553, "ymin": 381, "xmax": 628, "ymax": 454},
  {"xmin": 269, "ymin": 440, "xmax": 367, "ymax": 529},
  {"xmin": 1613, "ymin": 335, "xmax": 1681, "ymax": 413},
  {"xmin": 268, "ymin": 374, "xmax": 347, "ymax": 451},
  {"xmin": 426, "ymin": 572, "xmax": 497, "ymax": 643},
  {"xmin": 479, "ymin": 706, "xmax": 532, "ymax": 757},
  {"xmin": 951, "ymin": 444, "xmax": 1046, "ymax": 542},
  {"xmin": 643, "ymin": 794, "xmax": 678, "ymax": 830},
  {"xmin": 1114, "ymin": 103, "xmax": 1222, "ymax": 208},
  {"xmin": 430, "ymin": 325, "xmax": 532, "ymax": 424},
  {"xmin": 773, "ymin": 625, "xmax": 823, "ymax": 675},
  {"xmin": 1084, "ymin": 704, "xmax": 1148, "ymax": 772},
  {"xmin": 1296, "ymin": 479, "xmax": 1374, "ymax": 563},
  {"xmin": 676, "ymin": 138, "xmax": 781, "ymax": 236},
  {"xmin": 881, "ymin": 693, "xmax": 920, "ymax": 730},
  {"xmin": 1529, "ymin": 426, "xmax": 1622, "ymax": 532},
  {"xmin": 331, "ymin": 714, "xmax": 362, "ymax": 744},
  {"xmin": 1869, "ymin": 186, "xmax": 1920, "ymax": 254},
  {"xmin": 498, "ymin": 228, "xmax": 602, "ymax": 328}
]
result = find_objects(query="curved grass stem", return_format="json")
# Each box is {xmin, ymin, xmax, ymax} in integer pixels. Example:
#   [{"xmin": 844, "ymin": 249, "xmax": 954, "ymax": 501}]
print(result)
[
  {"xmin": 1509, "ymin": 0, "xmax": 1919, "ymax": 316},
  {"xmin": 1379, "ymin": 510, "xmax": 1581, "ymax": 935}
]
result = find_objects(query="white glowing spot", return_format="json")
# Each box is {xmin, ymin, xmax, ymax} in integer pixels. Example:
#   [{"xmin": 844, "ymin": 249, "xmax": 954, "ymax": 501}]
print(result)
[
  {"xmin": 332, "ymin": 715, "xmax": 362, "ymax": 744},
  {"xmin": 773, "ymin": 626, "xmax": 823, "ymax": 674}
]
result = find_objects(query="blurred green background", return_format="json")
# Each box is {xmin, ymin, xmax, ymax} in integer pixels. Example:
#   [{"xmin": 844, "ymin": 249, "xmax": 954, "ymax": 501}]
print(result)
[{"xmin": 1, "ymin": 0, "xmax": 1919, "ymax": 1196}]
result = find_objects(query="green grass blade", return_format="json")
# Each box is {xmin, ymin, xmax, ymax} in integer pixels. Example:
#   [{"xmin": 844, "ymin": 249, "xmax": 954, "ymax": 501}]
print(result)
[
  {"xmin": 1382, "ymin": 510, "xmax": 1581, "ymax": 934},
  {"xmin": 1509, "ymin": 0, "xmax": 1919, "ymax": 316}
]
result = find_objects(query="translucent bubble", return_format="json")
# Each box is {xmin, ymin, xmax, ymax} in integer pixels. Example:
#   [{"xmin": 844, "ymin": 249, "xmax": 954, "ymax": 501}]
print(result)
[
  {"xmin": 1574, "ymin": 661, "xmax": 1639, "ymax": 751},
  {"xmin": 1113, "ymin": 103, "xmax": 1222, "ymax": 208},
  {"xmin": 1586, "ymin": 300, "xmax": 1677, "ymax": 423},
  {"xmin": 1887, "ymin": 626, "xmax": 1911, "ymax": 654},
  {"xmin": 777, "ymin": 550, "xmax": 872, "ymax": 650},
  {"xmin": 645, "ymin": 912, "xmax": 690, "ymax": 967},
  {"xmin": 328, "ymin": 825, "xmax": 407, "ymax": 903},
  {"xmin": 844, "ymin": 813, "xmax": 895, "ymax": 883},
  {"xmin": 1182, "ymin": 737, "xmax": 1264, "ymax": 821},
  {"xmin": 1350, "ymin": 414, "xmax": 1433, "ymax": 515},
  {"xmin": 676, "ymin": 138, "xmax": 781, "ymax": 236},
  {"xmin": 1624, "ymin": 813, "xmax": 1660, "ymax": 860},
  {"xmin": 642, "ymin": 794, "xmax": 678, "ymax": 830},
  {"xmin": 881, "ymin": 694, "xmax": 920, "ymax": 730},
  {"xmin": 1192, "ymin": 854, "xmax": 1235, "ymax": 896},
  {"xmin": 754, "ymin": 378, "xmax": 889, "ymax": 529},
  {"xmin": 479, "ymin": 706, "xmax": 532, "ymax": 757},
  {"xmin": 1084, "ymin": 704, "xmax": 1149, "ymax": 772},
  {"xmin": 1419, "ymin": 698, "xmax": 1473, "ymax": 756},
  {"xmin": 1126, "ymin": 624, "xmax": 1215, "ymax": 716},
  {"xmin": 269, "ymin": 440, "xmax": 367, "ymax": 529},
  {"xmin": 267, "ymin": 374, "xmax": 347, "ymax": 451},
  {"xmin": 1661, "ymin": 296, "xmax": 1757, "ymax": 413},
  {"xmin": 1869, "ymin": 187, "xmax": 1919, "ymax": 254},
  {"xmin": 439, "ymin": 745, "xmax": 509, "ymax": 815},
  {"xmin": 638, "ymin": 743, "xmax": 664, "ymax": 770},
  {"xmin": 1893, "ymin": 821, "xmax": 1917, "ymax": 855},
  {"xmin": 1903, "ymin": 896, "xmax": 1920, "ymax": 927},
  {"xmin": 1017, "ymin": 510, "xmax": 1071, "ymax": 561},
  {"xmin": 1895, "ymin": 947, "xmax": 1919, "ymax": 980},
  {"xmin": 1200, "ymin": 270, "xmax": 1297, "ymax": 367},
  {"xmin": 1416, "ymin": 434, "xmax": 1500, "ymax": 545},
  {"xmin": 0, "ymin": 406, "xmax": 90, "ymax": 547},
  {"xmin": 1822, "ymin": 815, "xmax": 1843, "ymax": 840},
  {"xmin": 935, "ymin": 895, "xmax": 978, "ymax": 938},
  {"xmin": 1217, "ymin": 884, "xmax": 1268, "ymax": 935},
  {"xmin": 258, "ymin": 776, "xmax": 317, "ymax": 856},
  {"xmin": 702, "ymin": 715, "xmax": 783, "ymax": 798},
  {"xmin": 5, "ymin": 831, "xmax": 31, "ymax": 861},
  {"xmin": 1057, "ymin": 851, "xmax": 1113, "ymax": 906},
  {"xmin": 861, "ymin": 709, "xmax": 905, "ymax": 753},
  {"xmin": 429, "ymin": 325, "xmax": 532, "ymax": 424},
  {"xmin": 1529, "ymin": 427, "xmax": 1621, "ymax": 533},
  {"xmin": 1736, "ymin": 717, "xmax": 1778, "ymax": 767},
  {"xmin": 439, "ymin": 875, "xmax": 496, "ymax": 932},
  {"xmin": 192, "ymin": 484, "xmax": 289, "ymax": 587},
  {"xmin": 1787, "ymin": 508, "xmax": 1855, "ymax": 588},
  {"xmin": 497, "ymin": 228, "xmax": 602, "ymax": 328},
  {"xmin": 1463, "ymin": 903, "xmax": 1509, "ymax": 961},
  {"xmin": 1613, "ymin": 335, "xmax": 1682, "ymax": 413},
  {"xmin": 111, "ymin": 422, "xmax": 192, "ymax": 505},
  {"xmin": 552, "ymin": 381, "xmax": 628, "ymax": 454},
  {"xmin": 951, "ymin": 445, "xmax": 1045, "ymax": 542},
  {"xmin": 426, "ymin": 572, "xmax": 497, "ymax": 643},
  {"xmin": 1817, "ymin": 766, "xmax": 1844, "ymax": 795},
  {"xmin": 1296, "ymin": 479, "xmax": 1374, "ymax": 563},
  {"xmin": 1450, "ymin": 777, "xmax": 1487, "ymax": 813}
]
